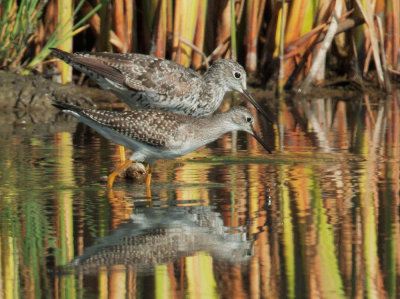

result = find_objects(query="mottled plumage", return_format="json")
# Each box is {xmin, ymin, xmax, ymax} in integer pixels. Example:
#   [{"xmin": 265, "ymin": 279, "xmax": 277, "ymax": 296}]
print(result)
[
  {"xmin": 78, "ymin": 107, "xmax": 187, "ymax": 148},
  {"xmin": 53, "ymin": 102, "xmax": 271, "ymax": 165},
  {"xmin": 51, "ymin": 48, "xmax": 271, "ymax": 121}
]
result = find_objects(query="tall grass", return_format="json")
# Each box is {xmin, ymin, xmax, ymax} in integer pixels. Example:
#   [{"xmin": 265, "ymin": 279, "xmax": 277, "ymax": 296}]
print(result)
[
  {"xmin": 0, "ymin": 0, "xmax": 101, "ymax": 73},
  {"xmin": 0, "ymin": 0, "xmax": 44, "ymax": 68},
  {"xmin": 26, "ymin": 0, "xmax": 101, "ymax": 72},
  {"xmin": 1, "ymin": 0, "xmax": 399, "ymax": 90}
]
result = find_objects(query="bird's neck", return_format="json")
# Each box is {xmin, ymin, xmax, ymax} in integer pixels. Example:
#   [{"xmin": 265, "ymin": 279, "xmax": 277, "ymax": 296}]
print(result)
[
  {"xmin": 203, "ymin": 68, "xmax": 228, "ymax": 90},
  {"xmin": 194, "ymin": 112, "xmax": 237, "ymax": 145},
  {"xmin": 202, "ymin": 70, "xmax": 230, "ymax": 112}
]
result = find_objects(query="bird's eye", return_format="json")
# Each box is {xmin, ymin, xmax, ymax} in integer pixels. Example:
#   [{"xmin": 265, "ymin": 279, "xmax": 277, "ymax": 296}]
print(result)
[
  {"xmin": 246, "ymin": 117, "xmax": 252, "ymax": 123},
  {"xmin": 234, "ymin": 71, "xmax": 241, "ymax": 79}
]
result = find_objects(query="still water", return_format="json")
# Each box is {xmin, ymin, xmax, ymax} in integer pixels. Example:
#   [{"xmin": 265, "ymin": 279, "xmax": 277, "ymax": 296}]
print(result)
[{"xmin": 0, "ymin": 92, "xmax": 399, "ymax": 298}]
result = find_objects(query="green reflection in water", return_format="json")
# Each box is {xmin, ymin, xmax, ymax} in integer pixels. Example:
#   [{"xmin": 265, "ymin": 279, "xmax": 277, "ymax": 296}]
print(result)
[
  {"xmin": 310, "ymin": 170, "xmax": 345, "ymax": 298},
  {"xmin": 279, "ymin": 165, "xmax": 295, "ymax": 299},
  {"xmin": 1, "ymin": 92, "xmax": 400, "ymax": 298},
  {"xmin": 56, "ymin": 132, "xmax": 76, "ymax": 299}
]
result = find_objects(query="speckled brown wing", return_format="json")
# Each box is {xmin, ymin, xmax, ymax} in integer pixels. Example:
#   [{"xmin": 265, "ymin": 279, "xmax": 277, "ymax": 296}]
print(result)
[
  {"xmin": 79, "ymin": 108, "xmax": 186, "ymax": 148},
  {"xmin": 116, "ymin": 58, "xmax": 203, "ymax": 98},
  {"xmin": 51, "ymin": 49, "xmax": 126, "ymax": 84},
  {"xmin": 56, "ymin": 49, "xmax": 204, "ymax": 97}
]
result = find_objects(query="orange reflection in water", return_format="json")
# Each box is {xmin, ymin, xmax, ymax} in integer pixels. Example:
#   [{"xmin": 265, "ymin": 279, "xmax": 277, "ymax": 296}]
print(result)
[{"xmin": 2, "ymin": 92, "xmax": 400, "ymax": 298}]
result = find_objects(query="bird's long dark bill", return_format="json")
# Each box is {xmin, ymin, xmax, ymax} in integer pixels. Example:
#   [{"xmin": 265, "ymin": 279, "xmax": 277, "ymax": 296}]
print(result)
[
  {"xmin": 252, "ymin": 129, "xmax": 272, "ymax": 154},
  {"xmin": 243, "ymin": 89, "xmax": 273, "ymax": 124}
]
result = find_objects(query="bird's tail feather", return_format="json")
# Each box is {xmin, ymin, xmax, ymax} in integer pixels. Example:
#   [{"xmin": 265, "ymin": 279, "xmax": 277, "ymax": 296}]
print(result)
[{"xmin": 52, "ymin": 101, "xmax": 83, "ymax": 113}]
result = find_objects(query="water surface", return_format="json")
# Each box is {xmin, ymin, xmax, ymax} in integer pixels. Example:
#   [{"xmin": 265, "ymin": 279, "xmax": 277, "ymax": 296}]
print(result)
[{"xmin": 0, "ymin": 91, "xmax": 399, "ymax": 298}]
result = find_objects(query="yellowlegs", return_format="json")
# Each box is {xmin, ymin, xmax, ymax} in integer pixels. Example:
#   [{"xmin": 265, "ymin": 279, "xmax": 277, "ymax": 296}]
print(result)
[
  {"xmin": 53, "ymin": 102, "xmax": 271, "ymax": 189},
  {"xmin": 50, "ymin": 48, "xmax": 271, "ymax": 121}
]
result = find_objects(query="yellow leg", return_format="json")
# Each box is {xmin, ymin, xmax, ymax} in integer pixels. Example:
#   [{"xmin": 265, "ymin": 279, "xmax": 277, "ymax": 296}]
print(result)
[
  {"xmin": 107, "ymin": 160, "xmax": 133, "ymax": 189},
  {"xmin": 145, "ymin": 164, "xmax": 152, "ymax": 198},
  {"xmin": 107, "ymin": 188, "xmax": 115, "ymax": 200},
  {"xmin": 119, "ymin": 145, "xmax": 126, "ymax": 164}
]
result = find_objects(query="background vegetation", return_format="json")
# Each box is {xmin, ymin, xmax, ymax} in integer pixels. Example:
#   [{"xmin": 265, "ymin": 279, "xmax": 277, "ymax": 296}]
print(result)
[
  {"xmin": 1, "ymin": 2, "xmax": 400, "ymax": 298},
  {"xmin": 0, "ymin": 0, "xmax": 398, "ymax": 91}
]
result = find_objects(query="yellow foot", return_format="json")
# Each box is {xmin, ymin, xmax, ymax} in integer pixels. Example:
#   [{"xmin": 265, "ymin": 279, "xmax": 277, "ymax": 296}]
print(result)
[{"xmin": 107, "ymin": 160, "xmax": 133, "ymax": 189}]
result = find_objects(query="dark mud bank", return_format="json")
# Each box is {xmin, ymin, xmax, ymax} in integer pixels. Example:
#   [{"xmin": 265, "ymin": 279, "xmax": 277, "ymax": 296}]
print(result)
[
  {"xmin": 0, "ymin": 70, "xmax": 121, "ymax": 111},
  {"xmin": 0, "ymin": 70, "xmax": 122, "ymax": 135}
]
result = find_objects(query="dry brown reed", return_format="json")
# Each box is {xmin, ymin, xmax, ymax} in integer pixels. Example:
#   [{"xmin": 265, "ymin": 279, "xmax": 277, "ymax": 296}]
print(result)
[{"xmin": 1, "ymin": 0, "xmax": 399, "ymax": 90}]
